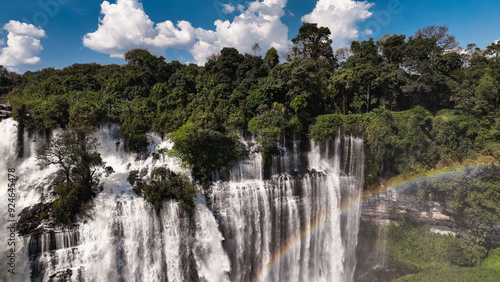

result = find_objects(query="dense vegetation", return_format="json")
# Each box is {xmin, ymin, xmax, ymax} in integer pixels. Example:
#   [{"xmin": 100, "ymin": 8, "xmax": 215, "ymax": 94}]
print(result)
[
  {"xmin": 7, "ymin": 24, "xmax": 500, "ymax": 184},
  {"xmin": 373, "ymin": 223, "xmax": 500, "ymax": 281},
  {"xmin": 4, "ymin": 24, "xmax": 500, "ymax": 238},
  {"xmin": 385, "ymin": 223, "xmax": 487, "ymax": 268},
  {"xmin": 311, "ymin": 106, "xmax": 500, "ymax": 187},
  {"xmin": 132, "ymin": 167, "xmax": 197, "ymax": 215},
  {"xmin": 0, "ymin": 66, "xmax": 20, "ymax": 104}
]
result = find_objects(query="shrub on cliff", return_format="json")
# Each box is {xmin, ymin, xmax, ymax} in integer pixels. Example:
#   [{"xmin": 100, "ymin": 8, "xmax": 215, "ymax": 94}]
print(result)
[
  {"xmin": 135, "ymin": 167, "xmax": 197, "ymax": 215},
  {"xmin": 36, "ymin": 129, "xmax": 104, "ymax": 226},
  {"xmin": 169, "ymin": 117, "xmax": 242, "ymax": 185}
]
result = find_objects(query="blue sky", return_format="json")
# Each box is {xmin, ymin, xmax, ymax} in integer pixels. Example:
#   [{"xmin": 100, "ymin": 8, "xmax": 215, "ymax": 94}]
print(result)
[{"xmin": 0, "ymin": 0, "xmax": 499, "ymax": 73}]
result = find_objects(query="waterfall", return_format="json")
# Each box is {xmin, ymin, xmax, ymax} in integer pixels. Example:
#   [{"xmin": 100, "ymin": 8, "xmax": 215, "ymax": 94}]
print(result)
[
  {"xmin": 211, "ymin": 135, "xmax": 364, "ymax": 282},
  {"xmin": 0, "ymin": 119, "xmax": 363, "ymax": 282}
]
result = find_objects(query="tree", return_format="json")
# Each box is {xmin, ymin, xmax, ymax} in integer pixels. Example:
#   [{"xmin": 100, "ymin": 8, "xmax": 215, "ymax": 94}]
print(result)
[
  {"xmin": 0, "ymin": 65, "xmax": 21, "ymax": 95},
  {"xmin": 473, "ymin": 71, "xmax": 499, "ymax": 115},
  {"xmin": 36, "ymin": 129, "xmax": 104, "ymax": 225},
  {"xmin": 485, "ymin": 42, "xmax": 500, "ymax": 62},
  {"xmin": 205, "ymin": 47, "xmax": 244, "ymax": 87},
  {"xmin": 344, "ymin": 39, "xmax": 384, "ymax": 113},
  {"xmin": 124, "ymin": 48, "xmax": 173, "ymax": 86},
  {"xmin": 252, "ymin": 42, "xmax": 262, "ymax": 55},
  {"xmin": 248, "ymin": 102, "xmax": 287, "ymax": 163},
  {"xmin": 169, "ymin": 117, "xmax": 242, "ymax": 186},
  {"xmin": 291, "ymin": 23, "xmax": 335, "ymax": 64},
  {"xmin": 36, "ymin": 129, "xmax": 103, "ymax": 189},
  {"xmin": 137, "ymin": 167, "xmax": 197, "ymax": 215},
  {"xmin": 401, "ymin": 33, "xmax": 456, "ymax": 110},
  {"xmin": 378, "ymin": 34, "xmax": 406, "ymax": 64},
  {"xmin": 414, "ymin": 25, "xmax": 459, "ymax": 50},
  {"xmin": 264, "ymin": 47, "xmax": 280, "ymax": 68}
]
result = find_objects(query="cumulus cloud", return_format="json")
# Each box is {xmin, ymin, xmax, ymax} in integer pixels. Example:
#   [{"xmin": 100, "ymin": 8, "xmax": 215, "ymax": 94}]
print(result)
[
  {"xmin": 362, "ymin": 29, "xmax": 373, "ymax": 35},
  {"xmin": 84, "ymin": 0, "xmax": 289, "ymax": 65},
  {"xmin": 0, "ymin": 21, "xmax": 46, "ymax": 68},
  {"xmin": 192, "ymin": 0, "xmax": 289, "ymax": 64},
  {"xmin": 237, "ymin": 4, "xmax": 245, "ymax": 13},
  {"xmin": 222, "ymin": 4, "xmax": 236, "ymax": 14},
  {"xmin": 302, "ymin": 0, "xmax": 374, "ymax": 51},
  {"xmin": 83, "ymin": 0, "xmax": 195, "ymax": 58}
]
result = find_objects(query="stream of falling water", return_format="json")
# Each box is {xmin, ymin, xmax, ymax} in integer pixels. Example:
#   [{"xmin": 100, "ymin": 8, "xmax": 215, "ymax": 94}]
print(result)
[{"xmin": 0, "ymin": 119, "xmax": 363, "ymax": 282}]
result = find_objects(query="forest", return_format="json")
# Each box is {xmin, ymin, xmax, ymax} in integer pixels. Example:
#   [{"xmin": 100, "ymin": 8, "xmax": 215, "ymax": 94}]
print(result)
[{"xmin": 2, "ymin": 22, "xmax": 500, "ymax": 229}]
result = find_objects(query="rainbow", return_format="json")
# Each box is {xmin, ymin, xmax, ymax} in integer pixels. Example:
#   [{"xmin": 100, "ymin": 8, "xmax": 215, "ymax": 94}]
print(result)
[
  {"xmin": 252, "ymin": 206, "xmax": 335, "ymax": 282},
  {"xmin": 252, "ymin": 162, "xmax": 497, "ymax": 281}
]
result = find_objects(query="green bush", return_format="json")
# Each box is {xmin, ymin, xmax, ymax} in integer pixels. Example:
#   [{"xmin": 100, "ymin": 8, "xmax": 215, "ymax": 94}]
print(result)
[
  {"xmin": 51, "ymin": 182, "xmax": 93, "ymax": 226},
  {"xmin": 248, "ymin": 103, "xmax": 287, "ymax": 163},
  {"xmin": 383, "ymin": 223, "xmax": 489, "ymax": 269},
  {"xmin": 385, "ymin": 223, "xmax": 458, "ymax": 268},
  {"xmin": 395, "ymin": 266, "xmax": 500, "ymax": 282},
  {"xmin": 169, "ymin": 120, "xmax": 241, "ymax": 185},
  {"xmin": 310, "ymin": 114, "xmax": 344, "ymax": 141},
  {"xmin": 137, "ymin": 167, "xmax": 197, "ymax": 215},
  {"xmin": 246, "ymin": 89, "xmax": 268, "ymax": 109},
  {"xmin": 482, "ymin": 248, "xmax": 500, "ymax": 271}
]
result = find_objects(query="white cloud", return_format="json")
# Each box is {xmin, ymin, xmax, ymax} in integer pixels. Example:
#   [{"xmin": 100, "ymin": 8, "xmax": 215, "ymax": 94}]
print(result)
[
  {"xmin": 362, "ymin": 29, "xmax": 372, "ymax": 35},
  {"xmin": 192, "ymin": 0, "xmax": 289, "ymax": 64},
  {"xmin": 84, "ymin": 0, "xmax": 289, "ymax": 65},
  {"xmin": 237, "ymin": 4, "xmax": 245, "ymax": 13},
  {"xmin": 83, "ymin": 0, "xmax": 195, "ymax": 58},
  {"xmin": 302, "ymin": 0, "xmax": 374, "ymax": 51},
  {"xmin": 222, "ymin": 4, "xmax": 236, "ymax": 14},
  {"xmin": 0, "ymin": 21, "xmax": 46, "ymax": 68}
]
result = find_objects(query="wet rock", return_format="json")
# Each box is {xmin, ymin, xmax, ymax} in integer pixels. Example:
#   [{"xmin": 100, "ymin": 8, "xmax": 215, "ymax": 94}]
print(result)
[{"xmin": 18, "ymin": 203, "xmax": 53, "ymax": 236}]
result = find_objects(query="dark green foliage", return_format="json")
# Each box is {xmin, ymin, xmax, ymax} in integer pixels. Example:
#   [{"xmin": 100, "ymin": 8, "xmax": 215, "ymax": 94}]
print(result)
[
  {"xmin": 384, "ymin": 223, "xmax": 489, "ymax": 269},
  {"xmin": 246, "ymin": 89, "xmax": 268, "ymax": 110},
  {"xmin": 413, "ymin": 165, "xmax": 500, "ymax": 240},
  {"xmin": 379, "ymin": 34, "xmax": 406, "ymax": 64},
  {"xmin": 136, "ymin": 167, "xmax": 196, "ymax": 215},
  {"xmin": 310, "ymin": 105, "xmax": 499, "ymax": 189},
  {"xmin": 37, "ymin": 129, "xmax": 104, "ymax": 226},
  {"xmin": 264, "ymin": 47, "xmax": 279, "ymax": 68},
  {"xmin": 385, "ymin": 223, "xmax": 464, "ymax": 268},
  {"xmin": 474, "ymin": 71, "xmax": 499, "ymax": 115},
  {"xmin": 310, "ymin": 114, "xmax": 344, "ymax": 141},
  {"xmin": 127, "ymin": 170, "xmax": 139, "ymax": 186},
  {"xmin": 169, "ymin": 118, "xmax": 242, "ymax": 185},
  {"xmin": 52, "ymin": 182, "xmax": 93, "ymax": 226},
  {"xmin": 0, "ymin": 65, "xmax": 21, "ymax": 97},
  {"xmin": 290, "ymin": 23, "xmax": 335, "ymax": 65},
  {"xmin": 431, "ymin": 110, "xmax": 480, "ymax": 164},
  {"xmin": 395, "ymin": 266, "xmax": 500, "ymax": 281},
  {"xmin": 248, "ymin": 103, "xmax": 287, "ymax": 162},
  {"xmin": 5, "ymin": 28, "xmax": 500, "ymax": 191}
]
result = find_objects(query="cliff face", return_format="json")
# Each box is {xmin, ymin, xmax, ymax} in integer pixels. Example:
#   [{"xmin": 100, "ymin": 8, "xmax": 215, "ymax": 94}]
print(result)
[
  {"xmin": 361, "ymin": 173, "xmax": 500, "ymax": 245},
  {"xmin": 355, "ymin": 176, "xmax": 500, "ymax": 281},
  {"xmin": 361, "ymin": 187, "xmax": 457, "ymax": 235},
  {"xmin": 360, "ymin": 179, "xmax": 500, "ymax": 243}
]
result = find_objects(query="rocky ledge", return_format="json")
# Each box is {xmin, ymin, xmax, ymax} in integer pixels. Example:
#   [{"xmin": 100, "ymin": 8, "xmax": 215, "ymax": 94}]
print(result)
[
  {"xmin": 360, "ymin": 183, "xmax": 500, "ymax": 244},
  {"xmin": 18, "ymin": 203, "xmax": 53, "ymax": 236}
]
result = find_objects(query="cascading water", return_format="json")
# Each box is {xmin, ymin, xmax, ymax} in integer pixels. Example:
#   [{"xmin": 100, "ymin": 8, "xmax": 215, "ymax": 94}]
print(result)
[
  {"xmin": 0, "ymin": 119, "xmax": 363, "ymax": 282},
  {"xmin": 211, "ymin": 134, "xmax": 364, "ymax": 282}
]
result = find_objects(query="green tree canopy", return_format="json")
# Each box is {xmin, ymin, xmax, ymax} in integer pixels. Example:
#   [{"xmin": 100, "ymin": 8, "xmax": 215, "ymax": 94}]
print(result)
[{"xmin": 291, "ymin": 23, "xmax": 335, "ymax": 64}]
